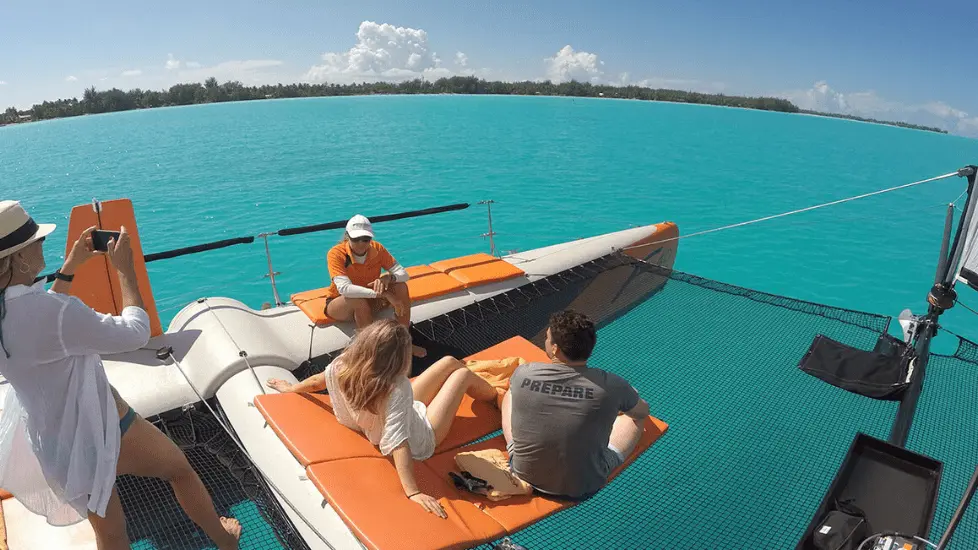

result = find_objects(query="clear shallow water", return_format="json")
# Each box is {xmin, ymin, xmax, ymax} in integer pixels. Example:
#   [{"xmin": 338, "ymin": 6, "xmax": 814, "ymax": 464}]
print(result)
[
  {"xmin": 3, "ymin": 96, "xmax": 978, "ymax": 548},
  {"xmin": 1, "ymin": 95, "xmax": 976, "ymax": 348}
]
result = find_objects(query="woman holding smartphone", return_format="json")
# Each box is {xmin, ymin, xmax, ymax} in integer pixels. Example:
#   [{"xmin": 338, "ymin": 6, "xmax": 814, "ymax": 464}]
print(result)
[{"xmin": 0, "ymin": 201, "xmax": 240, "ymax": 550}]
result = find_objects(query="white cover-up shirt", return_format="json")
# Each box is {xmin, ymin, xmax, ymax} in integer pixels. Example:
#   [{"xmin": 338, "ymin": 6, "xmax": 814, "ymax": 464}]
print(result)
[
  {"xmin": 0, "ymin": 280, "xmax": 150, "ymax": 525},
  {"xmin": 324, "ymin": 359, "xmax": 435, "ymax": 460}
]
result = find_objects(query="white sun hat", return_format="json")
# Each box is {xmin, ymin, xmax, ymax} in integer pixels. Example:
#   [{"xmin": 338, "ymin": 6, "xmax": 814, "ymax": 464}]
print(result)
[
  {"xmin": 0, "ymin": 201, "xmax": 57, "ymax": 259},
  {"xmin": 345, "ymin": 214, "xmax": 374, "ymax": 239}
]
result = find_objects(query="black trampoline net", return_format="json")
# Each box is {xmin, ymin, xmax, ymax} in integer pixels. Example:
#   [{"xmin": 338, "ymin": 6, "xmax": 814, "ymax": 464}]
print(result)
[
  {"xmin": 117, "ymin": 404, "xmax": 309, "ymax": 550},
  {"xmin": 290, "ymin": 252, "xmax": 906, "ymax": 549}
]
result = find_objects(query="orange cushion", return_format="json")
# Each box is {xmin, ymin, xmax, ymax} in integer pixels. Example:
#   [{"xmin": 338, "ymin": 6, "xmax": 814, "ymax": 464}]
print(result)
[
  {"xmin": 306, "ymin": 457, "xmax": 506, "ymax": 550},
  {"xmin": 430, "ymin": 253, "xmax": 497, "ymax": 273},
  {"xmin": 254, "ymin": 393, "xmax": 376, "ymax": 466},
  {"xmin": 306, "ymin": 416, "xmax": 669, "ymax": 550},
  {"xmin": 254, "ymin": 337, "xmax": 549, "ymax": 466},
  {"xmin": 448, "ymin": 260, "xmax": 525, "ymax": 288},
  {"xmin": 406, "ymin": 272, "xmax": 466, "ymax": 301},
  {"xmin": 290, "ymin": 288, "xmax": 336, "ymax": 326},
  {"xmin": 426, "ymin": 416, "xmax": 669, "ymax": 533},
  {"xmin": 406, "ymin": 265, "xmax": 438, "ymax": 278}
]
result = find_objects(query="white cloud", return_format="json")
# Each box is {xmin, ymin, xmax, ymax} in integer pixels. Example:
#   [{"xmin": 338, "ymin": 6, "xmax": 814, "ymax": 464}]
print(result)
[
  {"xmin": 65, "ymin": 75, "xmax": 78, "ymax": 82},
  {"xmin": 544, "ymin": 45, "xmax": 604, "ymax": 84},
  {"xmin": 779, "ymin": 80, "xmax": 978, "ymax": 137},
  {"xmin": 0, "ymin": 81, "xmax": 7, "ymax": 86},
  {"xmin": 121, "ymin": 69, "xmax": 142, "ymax": 77},
  {"xmin": 455, "ymin": 52, "xmax": 468, "ymax": 68},
  {"xmin": 305, "ymin": 21, "xmax": 457, "ymax": 83},
  {"xmin": 165, "ymin": 54, "xmax": 181, "ymax": 70},
  {"xmin": 186, "ymin": 61, "xmax": 202, "ymax": 69}
]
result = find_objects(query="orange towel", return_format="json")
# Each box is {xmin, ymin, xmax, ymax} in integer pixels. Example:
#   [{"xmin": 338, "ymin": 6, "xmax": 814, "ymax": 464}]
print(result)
[{"xmin": 465, "ymin": 357, "xmax": 526, "ymax": 408}]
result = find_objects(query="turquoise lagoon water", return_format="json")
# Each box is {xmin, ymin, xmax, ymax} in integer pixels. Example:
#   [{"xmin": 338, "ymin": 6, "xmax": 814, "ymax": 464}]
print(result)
[
  {"xmin": 1, "ymin": 96, "xmax": 975, "ymax": 345},
  {"xmin": 2, "ymin": 96, "xmax": 978, "ymax": 548}
]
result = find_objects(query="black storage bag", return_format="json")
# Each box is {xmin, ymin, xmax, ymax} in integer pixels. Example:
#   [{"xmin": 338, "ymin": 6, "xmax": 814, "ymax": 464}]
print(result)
[
  {"xmin": 798, "ymin": 333, "xmax": 910, "ymax": 400},
  {"xmin": 812, "ymin": 498, "xmax": 870, "ymax": 550}
]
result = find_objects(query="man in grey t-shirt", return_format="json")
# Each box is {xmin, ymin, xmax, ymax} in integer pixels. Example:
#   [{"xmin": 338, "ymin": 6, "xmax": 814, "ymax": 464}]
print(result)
[{"xmin": 502, "ymin": 310, "xmax": 650, "ymax": 499}]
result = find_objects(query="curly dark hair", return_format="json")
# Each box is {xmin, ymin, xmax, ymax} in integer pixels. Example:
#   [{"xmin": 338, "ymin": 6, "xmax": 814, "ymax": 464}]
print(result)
[{"xmin": 548, "ymin": 310, "xmax": 597, "ymax": 361}]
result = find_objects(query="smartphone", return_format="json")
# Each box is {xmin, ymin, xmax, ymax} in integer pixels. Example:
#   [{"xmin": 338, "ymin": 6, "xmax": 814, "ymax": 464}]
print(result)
[{"xmin": 91, "ymin": 230, "xmax": 121, "ymax": 252}]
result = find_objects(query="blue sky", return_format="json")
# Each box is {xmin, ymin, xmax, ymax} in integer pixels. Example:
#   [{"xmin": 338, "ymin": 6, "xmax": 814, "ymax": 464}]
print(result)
[{"xmin": 2, "ymin": 0, "xmax": 977, "ymax": 135}]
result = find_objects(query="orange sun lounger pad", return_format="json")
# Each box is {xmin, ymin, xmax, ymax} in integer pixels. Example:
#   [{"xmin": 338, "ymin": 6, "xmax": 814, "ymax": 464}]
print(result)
[
  {"xmin": 307, "ymin": 456, "xmax": 507, "ymax": 550},
  {"xmin": 305, "ymin": 417, "xmax": 669, "ymax": 550},
  {"xmin": 254, "ymin": 336, "xmax": 549, "ymax": 466},
  {"xmin": 290, "ymin": 288, "xmax": 336, "ymax": 326}
]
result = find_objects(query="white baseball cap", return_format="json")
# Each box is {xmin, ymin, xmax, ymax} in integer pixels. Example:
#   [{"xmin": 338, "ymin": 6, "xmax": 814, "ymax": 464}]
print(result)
[
  {"xmin": 0, "ymin": 201, "xmax": 56, "ymax": 259},
  {"xmin": 345, "ymin": 214, "xmax": 374, "ymax": 239}
]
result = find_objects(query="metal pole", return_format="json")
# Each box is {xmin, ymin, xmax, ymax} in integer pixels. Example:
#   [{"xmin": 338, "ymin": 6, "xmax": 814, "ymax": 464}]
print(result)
[
  {"xmin": 478, "ymin": 200, "xmax": 497, "ymax": 256},
  {"xmin": 260, "ymin": 233, "xmax": 283, "ymax": 306},
  {"xmin": 935, "ymin": 204, "xmax": 955, "ymax": 285}
]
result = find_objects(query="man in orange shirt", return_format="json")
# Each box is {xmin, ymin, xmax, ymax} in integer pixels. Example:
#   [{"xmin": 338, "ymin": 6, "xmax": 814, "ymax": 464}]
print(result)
[{"xmin": 324, "ymin": 214, "xmax": 426, "ymax": 357}]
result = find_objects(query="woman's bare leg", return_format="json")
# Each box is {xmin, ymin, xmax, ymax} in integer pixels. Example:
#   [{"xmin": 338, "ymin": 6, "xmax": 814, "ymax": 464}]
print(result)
[
  {"xmin": 326, "ymin": 296, "xmax": 374, "ymax": 328},
  {"xmin": 117, "ymin": 415, "xmax": 241, "ymax": 550},
  {"xmin": 87, "ymin": 487, "xmax": 129, "ymax": 550},
  {"xmin": 425, "ymin": 368, "xmax": 497, "ymax": 444},
  {"xmin": 410, "ymin": 356, "xmax": 464, "ymax": 405},
  {"xmin": 388, "ymin": 282, "xmax": 426, "ymax": 357}
]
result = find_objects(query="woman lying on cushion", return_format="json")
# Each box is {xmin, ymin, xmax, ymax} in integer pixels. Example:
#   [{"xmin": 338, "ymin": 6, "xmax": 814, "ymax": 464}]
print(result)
[
  {"xmin": 266, "ymin": 319, "xmax": 496, "ymax": 518},
  {"xmin": 324, "ymin": 214, "xmax": 425, "ymax": 357}
]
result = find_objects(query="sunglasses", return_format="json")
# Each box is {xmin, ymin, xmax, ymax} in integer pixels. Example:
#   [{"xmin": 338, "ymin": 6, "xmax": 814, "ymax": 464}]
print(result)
[{"xmin": 351, "ymin": 236, "xmax": 372, "ymax": 244}]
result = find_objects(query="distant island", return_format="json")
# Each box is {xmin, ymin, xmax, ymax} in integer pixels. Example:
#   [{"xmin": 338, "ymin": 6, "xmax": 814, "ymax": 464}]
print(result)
[{"xmin": 1, "ymin": 76, "xmax": 947, "ymax": 134}]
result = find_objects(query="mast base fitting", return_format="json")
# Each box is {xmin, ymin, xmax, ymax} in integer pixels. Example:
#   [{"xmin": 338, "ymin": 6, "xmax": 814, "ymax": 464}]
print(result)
[{"xmin": 927, "ymin": 284, "xmax": 956, "ymax": 312}]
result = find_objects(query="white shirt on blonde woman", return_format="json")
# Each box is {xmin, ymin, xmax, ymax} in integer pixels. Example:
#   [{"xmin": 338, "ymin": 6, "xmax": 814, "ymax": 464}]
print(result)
[
  {"xmin": 323, "ymin": 358, "xmax": 436, "ymax": 460},
  {"xmin": 0, "ymin": 280, "xmax": 150, "ymax": 525}
]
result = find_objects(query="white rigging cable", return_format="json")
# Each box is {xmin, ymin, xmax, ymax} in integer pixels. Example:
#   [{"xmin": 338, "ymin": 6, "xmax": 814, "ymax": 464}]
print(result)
[
  {"xmin": 616, "ymin": 170, "xmax": 962, "ymax": 254},
  {"xmin": 160, "ymin": 347, "xmax": 338, "ymax": 550}
]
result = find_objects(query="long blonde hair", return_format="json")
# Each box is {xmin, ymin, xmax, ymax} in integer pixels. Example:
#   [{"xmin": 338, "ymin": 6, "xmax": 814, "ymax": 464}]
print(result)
[{"xmin": 336, "ymin": 319, "xmax": 412, "ymax": 414}]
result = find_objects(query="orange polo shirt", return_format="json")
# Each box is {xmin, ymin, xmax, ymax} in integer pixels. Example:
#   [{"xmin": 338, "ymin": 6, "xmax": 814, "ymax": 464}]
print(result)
[{"xmin": 324, "ymin": 240, "xmax": 397, "ymax": 299}]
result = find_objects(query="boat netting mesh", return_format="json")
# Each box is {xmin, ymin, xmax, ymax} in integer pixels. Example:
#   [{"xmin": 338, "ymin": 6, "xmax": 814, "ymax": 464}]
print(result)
[
  {"xmin": 412, "ymin": 253, "xmax": 900, "ymax": 550},
  {"xmin": 906, "ymin": 334, "xmax": 978, "ymax": 550},
  {"xmin": 126, "ymin": 250, "xmax": 978, "ymax": 549},
  {"xmin": 118, "ymin": 405, "xmax": 309, "ymax": 550}
]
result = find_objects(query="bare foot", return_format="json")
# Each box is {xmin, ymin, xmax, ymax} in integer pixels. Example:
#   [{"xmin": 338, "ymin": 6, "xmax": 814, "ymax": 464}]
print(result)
[
  {"xmin": 412, "ymin": 345, "xmax": 428, "ymax": 358},
  {"xmin": 217, "ymin": 516, "xmax": 241, "ymax": 550},
  {"xmin": 265, "ymin": 378, "xmax": 293, "ymax": 393}
]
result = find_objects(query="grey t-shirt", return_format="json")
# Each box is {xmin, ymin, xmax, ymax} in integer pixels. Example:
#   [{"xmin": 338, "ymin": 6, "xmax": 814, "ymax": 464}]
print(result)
[{"xmin": 508, "ymin": 361, "xmax": 640, "ymax": 498}]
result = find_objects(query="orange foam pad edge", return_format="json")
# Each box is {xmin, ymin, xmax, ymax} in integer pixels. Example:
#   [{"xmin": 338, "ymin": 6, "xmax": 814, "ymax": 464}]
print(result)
[
  {"xmin": 65, "ymin": 199, "xmax": 163, "ymax": 337},
  {"xmin": 307, "ymin": 417, "xmax": 668, "ymax": 550},
  {"xmin": 448, "ymin": 260, "xmax": 525, "ymax": 288},
  {"xmin": 290, "ymin": 288, "xmax": 336, "ymax": 326},
  {"xmin": 430, "ymin": 252, "xmax": 498, "ymax": 273},
  {"xmin": 254, "ymin": 336, "xmax": 549, "ymax": 466},
  {"xmin": 307, "ymin": 456, "xmax": 506, "ymax": 550}
]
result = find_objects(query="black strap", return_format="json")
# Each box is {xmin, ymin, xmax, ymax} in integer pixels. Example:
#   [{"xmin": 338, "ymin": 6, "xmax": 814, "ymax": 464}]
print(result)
[{"xmin": 0, "ymin": 218, "xmax": 39, "ymax": 252}]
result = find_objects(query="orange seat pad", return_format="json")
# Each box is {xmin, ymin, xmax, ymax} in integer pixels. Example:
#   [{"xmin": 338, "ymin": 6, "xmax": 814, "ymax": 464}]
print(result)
[
  {"xmin": 406, "ymin": 265, "xmax": 438, "ymax": 278},
  {"xmin": 254, "ymin": 336, "xmax": 549, "ymax": 466},
  {"xmin": 430, "ymin": 252, "xmax": 498, "ymax": 273},
  {"xmin": 448, "ymin": 260, "xmax": 526, "ymax": 288},
  {"xmin": 306, "ymin": 457, "xmax": 506, "ymax": 550},
  {"xmin": 406, "ymin": 272, "xmax": 465, "ymax": 301},
  {"xmin": 425, "ymin": 417, "xmax": 669, "ymax": 533},
  {"xmin": 290, "ymin": 288, "xmax": 336, "ymax": 326},
  {"xmin": 306, "ymin": 416, "xmax": 668, "ymax": 550}
]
